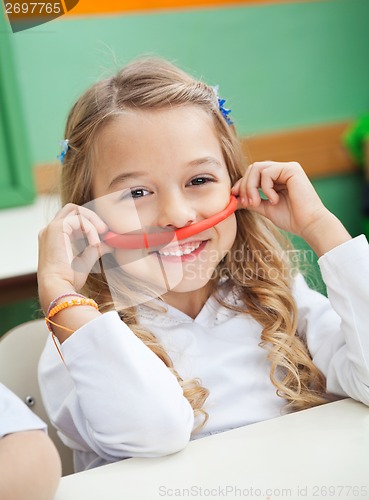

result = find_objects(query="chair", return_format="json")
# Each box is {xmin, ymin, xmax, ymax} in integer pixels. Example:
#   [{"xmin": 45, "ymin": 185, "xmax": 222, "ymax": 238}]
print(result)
[{"xmin": 0, "ymin": 319, "xmax": 74, "ymax": 476}]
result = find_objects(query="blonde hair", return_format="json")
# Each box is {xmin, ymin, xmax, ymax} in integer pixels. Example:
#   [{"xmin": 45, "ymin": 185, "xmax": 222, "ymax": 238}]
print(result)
[{"xmin": 60, "ymin": 57, "xmax": 329, "ymax": 429}]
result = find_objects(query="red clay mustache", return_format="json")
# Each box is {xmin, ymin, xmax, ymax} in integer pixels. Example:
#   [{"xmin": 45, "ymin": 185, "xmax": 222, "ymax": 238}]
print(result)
[{"xmin": 102, "ymin": 195, "xmax": 238, "ymax": 250}]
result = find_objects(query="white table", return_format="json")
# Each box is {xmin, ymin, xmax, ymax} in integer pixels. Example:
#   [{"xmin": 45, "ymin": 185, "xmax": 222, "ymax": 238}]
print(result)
[
  {"xmin": 0, "ymin": 195, "xmax": 59, "ymax": 304},
  {"xmin": 55, "ymin": 398, "xmax": 369, "ymax": 500},
  {"xmin": 0, "ymin": 195, "xmax": 59, "ymax": 280}
]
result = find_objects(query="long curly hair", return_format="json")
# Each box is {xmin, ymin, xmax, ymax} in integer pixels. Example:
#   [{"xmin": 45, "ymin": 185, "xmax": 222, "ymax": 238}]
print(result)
[{"xmin": 59, "ymin": 57, "xmax": 329, "ymax": 429}]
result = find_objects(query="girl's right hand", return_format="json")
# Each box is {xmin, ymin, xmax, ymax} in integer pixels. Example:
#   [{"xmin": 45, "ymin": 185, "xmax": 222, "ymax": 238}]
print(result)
[{"xmin": 38, "ymin": 203, "xmax": 110, "ymax": 314}]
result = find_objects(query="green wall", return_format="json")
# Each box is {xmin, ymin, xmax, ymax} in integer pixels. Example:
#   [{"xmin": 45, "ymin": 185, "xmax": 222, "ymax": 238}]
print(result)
[
  {"xmin": 1, "ymin": 0, "xmax": 368, "ymax": 335},
  {"xmin": 9, "ymin": 0, "xmax": 369, "ymax": 165},
  {"xmin": 292, "ymin": 172, "xmax": 364, "ymax": 294},
  {"xmin": 0, "ymin": 299, "xmax": 41, "ymax": 337}
]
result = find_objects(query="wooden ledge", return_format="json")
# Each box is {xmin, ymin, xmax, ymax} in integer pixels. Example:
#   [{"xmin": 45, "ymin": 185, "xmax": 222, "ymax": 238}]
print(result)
[
  {"xmin": 34, "ymin": 120, "xmax": 357, "ymax": 194},
  {"xmin": 0, "ymin": 273, "xmax": 38, "ymax": 305},
  {"xmin": 34, "ymin": 163, "xmax": 61, "ymax": 195},
  {"xmin": 242, "ymin": 121, "xmax": 357, "ymax": 178}
]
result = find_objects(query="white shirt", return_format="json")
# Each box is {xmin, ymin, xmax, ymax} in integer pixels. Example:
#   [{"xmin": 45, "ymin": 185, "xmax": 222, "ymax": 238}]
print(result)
[
  {"xmin": 38, "ymin": 236, "xmax": 369, "ymax": 471},
  {"xmin": 0, "ymin": 383, "xmax": 46, "ymax": 438}
]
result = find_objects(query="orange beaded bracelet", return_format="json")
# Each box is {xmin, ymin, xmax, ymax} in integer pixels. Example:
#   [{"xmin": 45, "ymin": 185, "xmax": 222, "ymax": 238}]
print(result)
[
  {"xmin": 48, "ymin": 297, "xmax": 99, "ymax": 319},
  {"xmin": 45, "ymin": 297, "xmax": 99, "ymax": 362}
]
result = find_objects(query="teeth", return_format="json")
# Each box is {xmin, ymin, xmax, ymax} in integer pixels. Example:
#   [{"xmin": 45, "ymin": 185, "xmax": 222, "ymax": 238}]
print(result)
[{"xmin": 158, "ymin": 241, "xmax": 203, "ymax": 257}]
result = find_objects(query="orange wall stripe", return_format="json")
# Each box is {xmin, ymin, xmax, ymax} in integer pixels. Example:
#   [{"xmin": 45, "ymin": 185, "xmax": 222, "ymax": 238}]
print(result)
[{"xmin": 65, "ymin": 0, "xmax": 294, "ymax": 17}]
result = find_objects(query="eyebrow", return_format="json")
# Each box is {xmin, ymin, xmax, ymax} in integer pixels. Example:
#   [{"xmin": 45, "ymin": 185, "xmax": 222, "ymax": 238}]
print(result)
[
  {"xmin": 108, "ymin": 156, "xmax": 222, "ymax": 190},
  {"xmin": 187, "ymin": 156, "xmax": 223, "ymax": 168},
  {"xmin": 108, "ymin": 171, "xmax": 147, "ymax": 190}
]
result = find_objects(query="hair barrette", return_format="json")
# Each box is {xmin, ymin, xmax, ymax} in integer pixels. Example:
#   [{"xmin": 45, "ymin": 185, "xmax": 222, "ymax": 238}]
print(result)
[
  {"xmin": 212, "ymin": 85, "xmax": 233, "ymax": 125},
  {"xmin": 57, "ymin": 139, "xmax": 69, "ymax": 164}
]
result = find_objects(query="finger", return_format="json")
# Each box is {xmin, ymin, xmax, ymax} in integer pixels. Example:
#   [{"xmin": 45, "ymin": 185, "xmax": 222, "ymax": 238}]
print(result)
[
  {"xmin": 71, "ymin": 243, "xmax": 108, "ymax": 274},
  {"xmin": 243, "ymin": 164, "xmax": 263, "ymax": 207},
  {"xmin": 245, "ymin": 199, "xmax": 271, "ymax": 219},
  {"xmin": 77, "ymin": 206, "xmax": 108, "ymax": 234},
  {"xmin": 54, "ymin": 203, "xmax": 81, "ymax": 221},
  {"xmin": 233, "ymin": 179, "xmax": 245, "ymax": 207},
  {"xmin": 230, "ymin": 179, "xmax": 243, "ymax": 209},
  {"xmin": 238, "ymin": 173, "xmax": 249, "ymax": 204},
  {"xmin": 236, "ymin": 165, "xmax": 255, "ymax": 206},
  {"xmin": 260, "ymin": 167, "xmax": 280, "ymax": 205},
  {"xmin": 231, "ymin": 178, "xmax": 242, "ymax": 195},
  {"xmin": 55, "ymin": 204, "xmax": 108, "ymax": 233},
  {"xmin": 255, "ymin": 161, "xmax": 303, "ymax": 186},
  {"xmin": 62, "ymin": 215, "xmax": 102, "ymax": 247}
]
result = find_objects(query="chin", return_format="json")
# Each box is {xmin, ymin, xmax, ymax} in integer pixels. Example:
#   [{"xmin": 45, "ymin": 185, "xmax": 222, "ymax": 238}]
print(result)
[{"xmin": 166, "ymin": 269, "xmax": 216, "ymax": 293}]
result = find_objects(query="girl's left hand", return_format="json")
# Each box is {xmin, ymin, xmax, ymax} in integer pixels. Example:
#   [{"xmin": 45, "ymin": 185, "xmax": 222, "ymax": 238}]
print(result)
[{"xmin": 231, "ymin": 161, "xmax": 329, "ymax": 238}]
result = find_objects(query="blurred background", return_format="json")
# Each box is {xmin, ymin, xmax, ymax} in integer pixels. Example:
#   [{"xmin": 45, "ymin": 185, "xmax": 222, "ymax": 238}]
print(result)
[{"xmin": 1, "ymin": 0, "xmax": 369, "ymax": 336}]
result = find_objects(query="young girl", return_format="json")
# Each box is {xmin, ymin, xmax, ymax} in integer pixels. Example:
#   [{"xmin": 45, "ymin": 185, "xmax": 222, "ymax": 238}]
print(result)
[{"xmin": 38, "ymin": 57, "xmax": 369, "ymax": 472}]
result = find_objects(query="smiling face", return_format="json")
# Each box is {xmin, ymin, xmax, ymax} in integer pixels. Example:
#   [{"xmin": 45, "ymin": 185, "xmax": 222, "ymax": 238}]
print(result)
[{"xmin": 91, "ymin": 106, "xmax": 237, "ymax": 309}]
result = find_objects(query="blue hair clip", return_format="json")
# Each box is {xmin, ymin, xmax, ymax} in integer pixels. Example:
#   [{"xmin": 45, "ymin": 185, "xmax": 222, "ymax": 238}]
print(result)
[
  {"xmin": 212, "ymin": 85, "xmax": 233, "ymax": 125},
  {"xmin": 57, "ymin": 139, "xmax": 69, "ymax": 164}
]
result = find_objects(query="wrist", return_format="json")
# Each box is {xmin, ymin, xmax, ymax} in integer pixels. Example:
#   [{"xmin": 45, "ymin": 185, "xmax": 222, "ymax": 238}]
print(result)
[
  {"xmin": 46, "ymin": 304, "xmax": 101, "ymax": 345},
  {"xmin": 41, "ymin": 284, "xmax": 101, "ymax": 345},
  {"xmin": 38, "ymin": 278, "xmax": 77, "ymax": 315},
  {"xmin": 301, "ymin": 211, "xmax": 351, "ymax": 257}
]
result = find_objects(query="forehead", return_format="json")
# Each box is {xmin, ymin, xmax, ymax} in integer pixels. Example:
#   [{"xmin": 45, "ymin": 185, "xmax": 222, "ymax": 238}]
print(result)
[{"xmin": 94, "ymin": 106, "xmax": 224, "ymax": 173}]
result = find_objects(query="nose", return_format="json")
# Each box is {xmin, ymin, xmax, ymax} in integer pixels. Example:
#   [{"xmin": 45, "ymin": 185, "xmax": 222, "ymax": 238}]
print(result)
[{"xmin": 156, "ymin": 194, "xmax": 197, "ymax": 230}]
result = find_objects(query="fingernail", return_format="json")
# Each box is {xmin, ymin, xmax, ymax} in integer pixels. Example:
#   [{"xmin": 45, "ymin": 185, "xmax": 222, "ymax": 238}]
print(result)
[
  {"xmin": 248, "ymin": 197, "xmax": 253, "ymax": 206},
  {"xmin": 241, "ymin": 197, "xmax": 246, "ymax": 204}
]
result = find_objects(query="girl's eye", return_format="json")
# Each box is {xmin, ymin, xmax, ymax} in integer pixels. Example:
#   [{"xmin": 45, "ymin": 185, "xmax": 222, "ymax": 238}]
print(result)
[
  {"xmin": 131, "ymin": 188, "xmax": 149, "ymax": 199},
  {"xmin": 189, "ymin": 177, "xmax": 214, "ymax": 186},
  {"xmin": 118, "ymin": 188, "xmax": 150, "ymax": 201}
]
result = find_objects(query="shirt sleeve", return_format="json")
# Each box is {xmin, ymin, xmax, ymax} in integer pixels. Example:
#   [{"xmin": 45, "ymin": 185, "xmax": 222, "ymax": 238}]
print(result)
[
  {"xmin": 293, "ymin": 235, "xmax": 369, "ymax": 404},
  {"xmin": 38, "ymin": 311, "xmax": 194, "ymax": 464},
  {"xmin": 0, "ymin": 383, "xmax": 46, "ymax": 438}
]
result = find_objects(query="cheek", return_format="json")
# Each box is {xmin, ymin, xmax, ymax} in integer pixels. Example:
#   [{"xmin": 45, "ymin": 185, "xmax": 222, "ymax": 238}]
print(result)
[
  {"xmin": 113, "ymin": 248, "xmax": 147, "ymax": 265},
  {"xmin": 200, "ymin": 215, "xmax": 237, "ymax": 268},
  {"xmin": 218, "ymin": 214, "xmax": 237, "ymax": 251},
  {"xmin": 94, "ymin": 197, "xmax": 143, "ymax": 234},
  {"xmin": 196, "ymin": 184, "xmax": 234, "ymax": 224}
]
